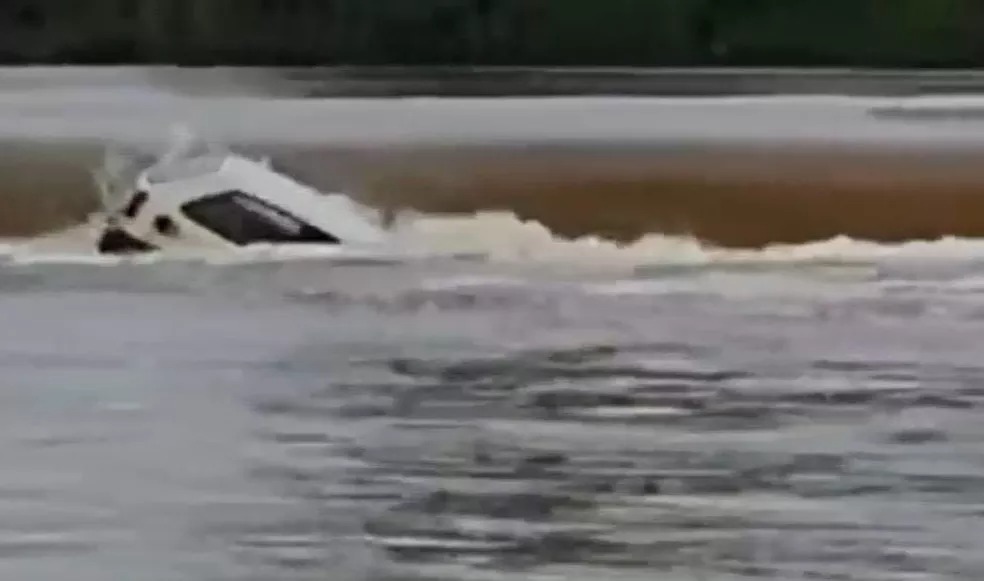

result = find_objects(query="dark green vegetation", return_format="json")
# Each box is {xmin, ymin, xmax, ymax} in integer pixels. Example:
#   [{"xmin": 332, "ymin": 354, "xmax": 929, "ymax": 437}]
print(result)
[{"xmin": 2, "ymin": 0, "xmax": 983, "ymax": 67}]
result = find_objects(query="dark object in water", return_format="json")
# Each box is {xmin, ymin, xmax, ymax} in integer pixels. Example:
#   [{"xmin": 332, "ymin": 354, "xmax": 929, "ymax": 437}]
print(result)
[
  {"xmin": 153, "ymin": 214, "xmax": 179, "ymax": 237},
  {"xmin": 96, "ymin": 227, "xmax": 158, "ymax": 254}
]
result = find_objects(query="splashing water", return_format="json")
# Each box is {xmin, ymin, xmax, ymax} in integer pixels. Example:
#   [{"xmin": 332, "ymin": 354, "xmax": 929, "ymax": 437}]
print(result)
[{"xmin": 6, "ymin": 124, "xmax": 984, "ymax": 273}]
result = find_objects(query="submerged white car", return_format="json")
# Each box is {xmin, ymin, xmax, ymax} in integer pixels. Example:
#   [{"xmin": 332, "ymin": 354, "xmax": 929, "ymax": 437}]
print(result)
[{"xmin": 95, "ymin": 141, "xmax": 385, "ymax": 255}]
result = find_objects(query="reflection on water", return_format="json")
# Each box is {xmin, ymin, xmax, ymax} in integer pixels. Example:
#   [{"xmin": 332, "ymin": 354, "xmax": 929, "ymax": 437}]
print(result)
[{"xmin": 1, "ymin": 256, "xmax": 984, "ymax": 580}]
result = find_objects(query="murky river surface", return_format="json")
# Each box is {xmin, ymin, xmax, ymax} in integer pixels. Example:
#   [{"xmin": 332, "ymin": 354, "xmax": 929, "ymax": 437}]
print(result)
[{"xmin": 4, "ymin": 68, "xmax": 984, "ymax": 580}]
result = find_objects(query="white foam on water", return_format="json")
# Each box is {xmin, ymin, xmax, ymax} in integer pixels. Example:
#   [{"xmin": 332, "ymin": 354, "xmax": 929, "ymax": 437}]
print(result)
[
  {"xmin": 11, "ymin": 206, "xmax": 984, "ymax": 274},
  {"xmin": 387, "ymin": 211, "xmax": 984, "ymax": 269},
  {"xmin": 387, "ymin": 211, "xmax": 709, "ymax": 267}
]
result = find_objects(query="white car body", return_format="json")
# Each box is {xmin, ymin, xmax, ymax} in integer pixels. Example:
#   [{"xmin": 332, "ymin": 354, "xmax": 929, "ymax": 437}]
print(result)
[{"xmin": 96, "ymin": 144, "xmax": 384, "ymax": 254}]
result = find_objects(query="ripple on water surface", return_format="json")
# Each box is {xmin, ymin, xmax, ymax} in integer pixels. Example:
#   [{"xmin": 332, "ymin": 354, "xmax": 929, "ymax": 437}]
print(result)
[{"xmin": 0, "ymin": 256, "xmax": 952, "ymax": 579}]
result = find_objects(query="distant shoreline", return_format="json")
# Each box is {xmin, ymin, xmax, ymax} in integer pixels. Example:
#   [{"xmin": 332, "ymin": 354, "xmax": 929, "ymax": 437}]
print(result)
[
  {"xmin": 8, "ymin": 65, "xmax": 984, "ymax": 98},
  {"xmin": 270, "ymin": 67, "xmax": 984, "ymax": 97}
]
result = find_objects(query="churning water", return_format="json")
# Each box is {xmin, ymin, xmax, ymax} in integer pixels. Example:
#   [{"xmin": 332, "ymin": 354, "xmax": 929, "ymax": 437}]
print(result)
[{"xmin": 4, "ymin": 67, "xmax": 984, "ymax": 580}]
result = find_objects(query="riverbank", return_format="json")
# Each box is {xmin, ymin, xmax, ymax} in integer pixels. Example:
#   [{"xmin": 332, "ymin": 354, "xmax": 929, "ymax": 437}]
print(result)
[
  {"xmin": 271, "ymin": 67, "xmax": 984, "ymax": 97},
  {"xmin": 123, "ymin": 66, "xmax": 984, "ymax": 97}
]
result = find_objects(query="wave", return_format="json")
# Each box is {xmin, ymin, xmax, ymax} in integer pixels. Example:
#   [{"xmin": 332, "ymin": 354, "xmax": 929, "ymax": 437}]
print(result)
[
  {"xmin": 7, "ymin": 207, "xmax": 984, "ymax": 274},
  {"xmin": 7, "ymin": 123, "xmax": 984, "ymax": 269},
  {"xmin": 345, "ymin": 144, "xmax": 984, "ymax": 249}
]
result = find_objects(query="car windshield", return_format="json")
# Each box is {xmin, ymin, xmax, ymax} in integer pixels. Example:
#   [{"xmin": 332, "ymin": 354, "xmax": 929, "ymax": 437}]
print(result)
[{"xmin": 180, "ymin": 190, "xmax": 339, "ymax": 245}]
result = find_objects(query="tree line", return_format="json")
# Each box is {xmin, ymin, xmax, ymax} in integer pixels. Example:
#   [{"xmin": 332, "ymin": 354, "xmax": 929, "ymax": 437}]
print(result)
[{"xmin": 2, "ymin": 0, "xmax": 983, "ymax": 67}]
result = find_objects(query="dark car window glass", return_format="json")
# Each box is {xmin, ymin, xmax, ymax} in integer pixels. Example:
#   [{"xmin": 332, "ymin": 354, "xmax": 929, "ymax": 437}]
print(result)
[{"xmin": 180, "ymin": 190, "xmax": 340, "ymax": 246}]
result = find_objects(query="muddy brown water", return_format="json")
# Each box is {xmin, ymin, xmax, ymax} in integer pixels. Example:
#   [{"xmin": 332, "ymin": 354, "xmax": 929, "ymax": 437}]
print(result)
[{"xmin": 8, "ymin": 140, "xmax": 984, "ymax": 248}]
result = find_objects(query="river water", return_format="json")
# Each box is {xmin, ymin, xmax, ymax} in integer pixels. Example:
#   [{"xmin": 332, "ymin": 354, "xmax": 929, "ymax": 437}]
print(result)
[{"xmin": 3, "ymin": 67, "xmax": 984, "ymax": 580}]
